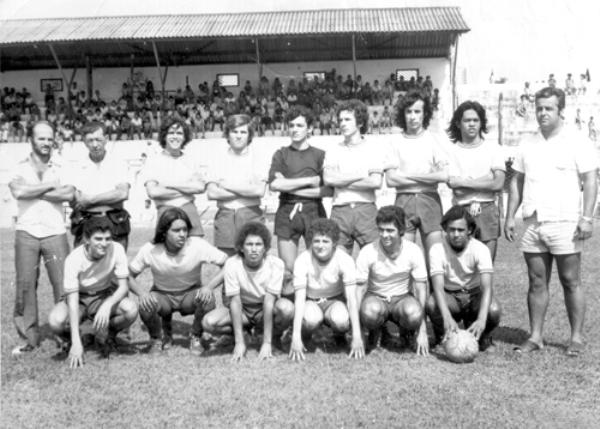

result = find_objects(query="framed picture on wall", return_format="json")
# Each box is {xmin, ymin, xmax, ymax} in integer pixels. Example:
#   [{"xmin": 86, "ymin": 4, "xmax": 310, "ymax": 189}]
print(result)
[
  {"xmin": 40, "ymin": 78, "xmax": 63, "ymax": 92},
  {"xmin": 304, "ymin": 71, "xmax": 326, "ymax": 82},
  {"xmin": 217, "ymin": 73, "xmax": 239, "ymax": 87},
  {"xmin": 395, "ymin": 69, "xmax": 419, "ymax": 81}
]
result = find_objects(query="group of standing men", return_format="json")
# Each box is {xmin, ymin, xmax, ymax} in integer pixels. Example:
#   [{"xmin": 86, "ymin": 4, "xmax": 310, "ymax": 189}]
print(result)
[{"xmin": 9, "ymin": 85, "xmax": 597, "ymax": 366}]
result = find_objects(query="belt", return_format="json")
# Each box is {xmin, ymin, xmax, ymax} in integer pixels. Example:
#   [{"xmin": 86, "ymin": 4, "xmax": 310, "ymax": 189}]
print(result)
[{"xmin": 335, "ymin": 202, "xmax": 374, "ymax": 209}]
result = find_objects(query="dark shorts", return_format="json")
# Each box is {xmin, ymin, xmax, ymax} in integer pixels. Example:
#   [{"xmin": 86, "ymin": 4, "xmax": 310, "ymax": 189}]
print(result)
[
  {"xmin": 308, "ymin": 294, "xmax": 346, "ymax": 314},
  {"xmin": 274, "ymin": 200, "xmax": 326, "ymax": 241},
  {"xmin": 157, "ymin": 201, "xmax": 204, "ymax": 237},
  {"xmin": 150, "ymin": 286, "xmax": 215, "ymax": 315},
  {"xmin": 213, "ymin": 206, "xmax": 264, "ymax": 250},
  {"xmin": 460, "ymin": 201, "xmax": 501, "ymax": 242},
  {"xmin": 362, "ymin": 292, "xmax": 412, "ymax": 323},
  {"xmin": 77, "ymin": 286, "xmax": 117, "ymax": 320},
  {"xmin": 395, "ymin": 192, "xmax": 443, "ymax": 235},
  {"xmin": 443, "ymin": 287, "xmax": 482, "ymax": 323},
  {"xmin": 71, "ymin": 208, "xmax": 131, "ymax": 249},
  {"xmin": 330, "ymin": 202, "xmax": 378, "ymax": 252}
]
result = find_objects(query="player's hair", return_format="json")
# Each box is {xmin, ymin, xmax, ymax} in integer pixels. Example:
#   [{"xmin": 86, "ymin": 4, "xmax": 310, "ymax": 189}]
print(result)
[
  {"xmin": 285, "ymin": 105, "xmax": 314, "ymax": 127},
  {"xmin": 32, "ymin": 120, "xmax": 55, "ymax": 137},
  {"xmin": 83, "ymin": 216, "xmax": 113, "ymax": 239},
  {"xmin": 235, "ymin": 221, "xmax": 271, "ymax": 256},
  {"xmin": 158, "ymin": 117, "xmax": 192, "ymax": 149},
  {"xmin": 440, "ymin": 205, "xmax": 477, "ymax": 235},
  {"xmin": 375, "ymin": 205, "xmax": 406, "ymax": 234},
  {"xmin": 336, "ymin": 99, "xmax": 369, "ymax": 134},
  {"xmin": 535, "ymin": 86, "xmax": 566, "ymax": 111},
  {"xmin": 395, "ymin": 89, "xmax": 433, "ymax": 131},
  {"xmin": 224, "ymin": 114, "xmax": 255, "ymax": 145},
  {"xmin": 306, "ymin": 218, "xmax": 340, "ymax": 244},
  {"xmin": 446, "ymin": 100, "xmax": 489, "ymax": 143},
  {"xmin": 152, "ymin": 207, "xmax": 192, "ymax": 244},
  {"xmin": 81, "ymin": 121, "xmax": 107, "ymax": 138}
]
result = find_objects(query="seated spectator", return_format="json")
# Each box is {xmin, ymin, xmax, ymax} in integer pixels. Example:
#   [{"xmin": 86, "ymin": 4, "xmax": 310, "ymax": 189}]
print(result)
[{"xmin": 381, "ymin": 106, "xmax": 392, "ymax": 133}]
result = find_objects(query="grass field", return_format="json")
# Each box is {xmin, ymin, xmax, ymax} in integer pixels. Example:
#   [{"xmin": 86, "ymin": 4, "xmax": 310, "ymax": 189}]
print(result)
[{"xmin": 2, "ymin": 223, "xmax": 600, "ymax": 428}]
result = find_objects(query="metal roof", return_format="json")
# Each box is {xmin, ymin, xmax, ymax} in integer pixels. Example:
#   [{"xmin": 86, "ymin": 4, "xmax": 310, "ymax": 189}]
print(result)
[{"xmin": 0, "ymin": 8, "xmax": 469, "ymax": 45}]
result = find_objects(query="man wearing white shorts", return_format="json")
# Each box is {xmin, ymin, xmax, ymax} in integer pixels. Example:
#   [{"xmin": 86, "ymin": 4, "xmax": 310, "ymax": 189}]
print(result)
[{"xmin": 505, "ymin": 87, "xmax": 598, "ymax": 356}]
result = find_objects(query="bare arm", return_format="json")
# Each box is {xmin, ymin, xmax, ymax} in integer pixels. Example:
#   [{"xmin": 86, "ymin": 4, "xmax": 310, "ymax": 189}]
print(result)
[
  {"xmin": 145, "ymin": 181, "xmax": 186, "ymax": 201},
  {"xmin": 448, "ymin": 169, "xmax": 506, "ymax": 192},
  {"xmin": 67, "ymin": 291, "xmax": 84, "ymax": 368},
  {"xmin": 467, "ymin": 273, "xmax": 492, "ymax": 339},
  {"xmin": 345, "ymin": 284, "xmax": 365, "ymax": 359},
  {"xmin": 9, "ymin": 178, "xmax": 58, "ymax": 200},
  {"xmin": 76, "ymin": 183, "xmax": 129, "ymax": 208},
  {"xmin": 504, "ymin": 172, "xmax": 524, "ymax": 242},
  {"xmin": 323, "ymin": 168, "xmax": 364, "ymax": 187},
  {"xmin": 258, "ymin": 292, "xmax": 276, "ymax": 360},
  {"xmin": 431, "ymin": 274, "xmax": 458, "ymax": 337},
  {"xmin": 40, "ymin": 185, "xmax": 75, "ymax": 202},
  {"xmin": 406, "ymin": 166, "xmax": 449, "ymax": 185},
  {"xmin": 289, "ymin": 287, "xmax": 307, "ymax": 361},
  {"xmin": 220, "ymin": 180, "xmax": 266, "ymax": 198},
  {"xmin": 165, "ymin": 178, "xmax": 206, "ymax": 195},
  {"xmin": 347, "ymin": 172, "xmax": 383, "ymax": 191},
  {"xmin": 230, "ymin": 294, "xmax": 246, "ymax": 361},
  {"xmin": 385, "ymin": 169, "xmax": 420, "ymax": 188},
  {"xmin": 412, "ymin": 280, "xmax": 429, "ymax": 356},
  {"xmin": 575, "ymin": 169, "xmax": 598, "ymax": 240},
  {"xmin": 207, "ymin": 182, "xmax": 239, "ymax": 201},
  {"xmin": 270, "ymin": 175, "xmax": 320, "ymax": 192},
  {"xmin": 291, "ymin": 186, "xmax": 334, "ymax": 198}
]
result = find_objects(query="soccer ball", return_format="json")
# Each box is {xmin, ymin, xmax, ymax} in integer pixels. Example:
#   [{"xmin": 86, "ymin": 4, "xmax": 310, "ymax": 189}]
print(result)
[{"xmin": 443, "ymin": 329, "xmax": 479, "ymax": 363}]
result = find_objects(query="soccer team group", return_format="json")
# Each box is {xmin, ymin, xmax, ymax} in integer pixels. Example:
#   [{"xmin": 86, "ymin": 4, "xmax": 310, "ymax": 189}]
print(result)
[{"xmin": 9, "ymin": 86, "xmax": 597, "ymax": 368}]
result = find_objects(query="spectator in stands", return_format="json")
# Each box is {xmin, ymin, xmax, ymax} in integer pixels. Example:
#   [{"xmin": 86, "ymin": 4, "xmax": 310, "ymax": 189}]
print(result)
[
  {"xmin": 381, "ymin": 106, "xmax": 392, "ymax": 133},
  {"xmin": 548, "ymin": 73, "xmax": 557, "ymax": 88},
  {"xmin": 565, "ymin": 73, "xmax": 576, "ymax": 95}
]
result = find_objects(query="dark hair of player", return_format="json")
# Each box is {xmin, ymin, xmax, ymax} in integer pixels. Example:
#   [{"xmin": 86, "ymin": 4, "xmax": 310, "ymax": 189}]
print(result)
[
  {"xmin": 152, "ymin": 207, "xmax": 192, "ymax": 244},
  {"xmin": 446, "ymin": 100, "xmax": 489, "ymax": 143},
  {"xmin": 235, "ymin": 221, "xmax": 271, "ymax": 256},
  {"xmin": 440, "ymin": 205, "xmax": 477, "ymax": 235},
  {"xmin": 224, "ymin": 114, "xmax": 255, "ymax": 145},
  {"xmin": 376, "ymin": 205, "xmax": 407, "ymax": 234},
  {"xmin": 336, "ymin": 99, "xmax": 369, "ymax": 135},
  {"xmin": 158, "ymin": 117, "xmax": 192, "ymax": 149},
  {"xmin": 81, "ymin": 120, "xmax": 107, "ymax": 138},
  {"xmin": 83, "ymin": 216, "xmax": 113, "ymax": 239},
  {"xmin": 395, "ymin": 89, "xmax": 433, "ymax": 131},
  {"xmin": 306, "ymin": 218, "xmax": 340, "ymax": 244},
  {"xmin": 285, "ymin": 105, "xmax": 315, "ymax": 127}
]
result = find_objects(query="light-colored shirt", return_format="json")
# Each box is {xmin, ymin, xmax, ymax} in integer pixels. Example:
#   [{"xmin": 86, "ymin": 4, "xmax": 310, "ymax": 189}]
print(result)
[
  {"xmin": 429, "ymin": 238, "xmax": 493, "ymax": 292},
  {"xmin": 293, "ymin": 249, "xmax": 357, "ymax": 299},
  {"xmin": 141, "ymin": 151, "xmax": 202, "ymax": 208},
  {"xmin": 129, "ymin": 237, "xmax": 228, "ymax": 293},
  {"xmin": 512, "ymin": 126, "xmax": 597, "ymax": 222},
  {"xmin": 63, "ymin": 242, "xmax": 129, "ymax": 295},
  {"xmin": 323, "ymin": 138, "xmax": 384, "ymax": 206},
  {"xmin": 224, "ymin": 254, "xmax": 284, "ymax": 304},
  {"xmin": 66, "ymin": 151, "xmax": 130, "ymax": 212},
  {"xmin": 447, "ymin": 140, "xmax": 505, "ymax": 204},
  {"xmin": 387, "ymin": 130, "xmax": 448, "ymax": 193},
  {"xmin": 356, "ymin": 240, "xmax": 427, "ymax": 298},
  {"xmin": 10, "ymin": 155, "xmax": 68, "ymax": 238},
  {"xmin": 206, "ymin": 145, "xmax": 266, "ymax": 209}
]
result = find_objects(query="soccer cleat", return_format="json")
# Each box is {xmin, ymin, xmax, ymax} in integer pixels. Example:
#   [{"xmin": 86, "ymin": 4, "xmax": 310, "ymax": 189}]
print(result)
[
  {"xmin": 366, "ymin": 329, "xmax": 381, "ymax": 351},
  {"xmin": 189, "ymin": 335, "xmax": 204, "ymax": 356},
  {"xmin": 162, "ymin": 334, "xmax": 174, "ymax": 351},
  {"xmin": 11, "ymin": 343, "xmax": 35, "ymax": 358}
]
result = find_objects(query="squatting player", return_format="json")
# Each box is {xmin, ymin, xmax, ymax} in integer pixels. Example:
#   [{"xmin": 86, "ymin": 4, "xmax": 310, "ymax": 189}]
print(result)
[
  {"xmin": 202, "ymin": 222, "xmax": 294, "ymax": 361},
  {"xmin": 48, "ymin": 217, "xmax": 138, "ymax": 367},
  {"xmin": 426, "ymin": 206, "xmax": 501, "ymax": 351},
  {"xmin": 357, "ymin": 206, "xmax": 429, "ymax": 355},
  {"xmin": 289, "ymin": 219, "xmax": 364, "ymax": 361},
  {"xmin": 128, "ymin": 208, "xmax": 228, "ymax": 355}
]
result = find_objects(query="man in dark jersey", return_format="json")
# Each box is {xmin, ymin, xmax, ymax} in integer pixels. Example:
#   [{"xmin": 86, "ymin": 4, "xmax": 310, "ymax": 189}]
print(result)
[{"xmin": 268, "ymin": 106, "xmax": 333, "ymax": 297}]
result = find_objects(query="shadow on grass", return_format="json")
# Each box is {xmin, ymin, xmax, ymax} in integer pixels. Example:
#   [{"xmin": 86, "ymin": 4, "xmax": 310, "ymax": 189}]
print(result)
[{"xmin": 494, "ymin": 325, "xmax": 530, "ymax": 346}]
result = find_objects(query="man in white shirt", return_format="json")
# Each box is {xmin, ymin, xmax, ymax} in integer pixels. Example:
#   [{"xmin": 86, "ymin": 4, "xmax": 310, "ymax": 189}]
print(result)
[
  {"xmin": 323, "ymin": 100, "xmax": 383, "ymax": 254},
  {"xmin": 446, "ymin": 101, "xmax": 505, "ymax": 260},
  {"xmin": 505, "ymin": 87, "xmax": 598, "ymax": 356},
  {"xmin": 68, "ymin": 121, "xmax": 131, "ymax": 249},
  {"xmin": 426, "ymin": 206, "xmax": 501, "ymax": 351},
  {"xmin": 9, "ymin": 121, "xmax": 74, "ymax": 355}
]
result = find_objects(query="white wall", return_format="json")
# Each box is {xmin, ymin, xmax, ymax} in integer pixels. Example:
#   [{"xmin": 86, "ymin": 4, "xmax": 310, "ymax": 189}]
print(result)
[{"xmin": 1, "ymin": 57, "xmax": 451, "ymax": 112}]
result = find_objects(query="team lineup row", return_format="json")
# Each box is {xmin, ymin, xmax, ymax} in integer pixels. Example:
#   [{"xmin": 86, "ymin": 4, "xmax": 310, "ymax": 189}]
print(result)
[{"xmin": 9, "ymin": 87, "xmax": 597, "ymax": 365}]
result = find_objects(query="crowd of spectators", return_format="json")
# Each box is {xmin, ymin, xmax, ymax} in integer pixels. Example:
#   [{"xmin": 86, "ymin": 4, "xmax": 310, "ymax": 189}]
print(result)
[{"xmin": 0, "ymin": 69, "xmax": 438, "ymax": 143}]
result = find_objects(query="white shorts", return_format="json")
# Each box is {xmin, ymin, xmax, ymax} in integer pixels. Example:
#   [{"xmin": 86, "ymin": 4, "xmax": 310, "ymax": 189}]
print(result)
[{"xmin": 520, "ymin": 216, "xmax": 581, "ymax": 255}]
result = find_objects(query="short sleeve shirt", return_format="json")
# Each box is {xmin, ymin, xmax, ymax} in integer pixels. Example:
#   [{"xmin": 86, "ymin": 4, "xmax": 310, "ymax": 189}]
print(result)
[
  {"xmin": 140, "ymin": 151, "xmax": 201, "ymax": 207},
  {"xmin": 356, "ymin": 240, "xmax": 427, "ymax": 298},
  {"xmin": 387, "ymin": 130, "xmax": 449, "ymax": 193},
  {"xmin": 63, "ymin": 242, "xmax": 129, "ymax": 295},
  {"xmin": 268, "ymin": 145, "xmax": 325, "ymax": 202},
  {"xmin": 429, "ymin": 238, "xmax": 493, "ymax": 292},
  {"xmin": 293, "ymin": 249, "xmax": 357, "ymax": 299},
  {"xmin": 206, "ymin": 145, "xmax": 266, "ymax": 209},
  {"xmin": 129, "ymin": 237, "xmax": 228, "ymax": 293},
  {"xmin": 323, "ymin": 138, "xmax": 385, "ymax": 205},
  {"xmin": 512, "ymin": 126, "xmax": 598, "ymax": 222},
  {"xmin": 224, "ymin": 254, "xmax": 284, "ymax": 304},
  {"xmin": 447, "ymin": 140, "xmax": 506, "ymax": 204},
  {"xmin": 10, "ymin": 155, "xmax": 68, "ymax": 238}
]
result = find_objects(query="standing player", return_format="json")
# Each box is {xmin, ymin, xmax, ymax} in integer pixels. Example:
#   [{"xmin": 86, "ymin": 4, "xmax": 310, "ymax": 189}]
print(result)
[
  {"xmin": 68, "ymin": 121, "xmax": 131, "ymax": 249},
  {"xmin": 268, "ymin": 106, "xmax": 332, "ymax": 297},
  {"xmin": 323, "ymin": 99, "xmax": 383, "ymax": 254},
  {"xmin": 48, "ymin": 217, "xmax": 138, "ymax": 367},
  {"xmin": 386, "ymin": 89, "xmax": 448, "ymax": 265},
  {"xmin": 9, "ymin": 121, "xmax": 73, "ymax": 355},
  {"xmin": 289, "ymin": 219, "xmax": 364, "ymax": 361},
  {"xmin": 426, "ymin": 206, "xmax": 501, "ymax": 351},
  {"xmin": 142, "ymin": 118, "xmax": 207, "ymax": 236},
  {"xmin": 446, "ymin": 101, "xmax": 505, "ymax": 260},
  {"xmin": 128, "ymin": 208, "xmax": 228, "ymax": 354},
  {"xmin": 207, "ymin": 114, "xmax": 266, "ymax": 255},
  {"xmin": 357, "ymin": 206, "xmax": 429, "ymax": 355},
  {"xmin": 505, "ymin": 87, "xmax": 597, "ymax": 356},
  {"xmin": 202, "ymin": 222, "xmax": 294, "ymax": 361}
]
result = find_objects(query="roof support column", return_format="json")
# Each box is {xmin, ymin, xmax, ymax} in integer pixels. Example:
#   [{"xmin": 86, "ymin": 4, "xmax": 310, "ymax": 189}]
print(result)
[
  {"xmin": 450, "ymin": 35, "xmax": 459, "ymax": 113},
  {"xmin": 351, "ymin": 34, "xmax": 357, "ymax": 95},
  {"xmin": 48, "ymin": 43, "xmax": 77, "ymax": 123},
  {"xmin": 255, "ymin": 38, "xmax": 262, "ymax": 79},
  {"xmin": 152, "ymin": 41, "xmax": 169, "ymax": 112},
  {"xmin": 86, "ymin": 55, "xmax": 93, "ymax": 108}
]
